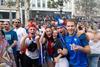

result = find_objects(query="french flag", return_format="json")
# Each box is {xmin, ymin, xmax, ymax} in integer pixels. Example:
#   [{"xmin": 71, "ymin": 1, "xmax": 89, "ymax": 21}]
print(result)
[{"xmin": 54, "ymin": 16, "xmax": 64, "ymax": 26}]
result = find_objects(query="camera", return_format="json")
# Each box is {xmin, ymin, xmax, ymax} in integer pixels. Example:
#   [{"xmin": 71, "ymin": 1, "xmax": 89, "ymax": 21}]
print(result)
[{"xmin": 28, "ymin": 41, "xmax": 37, "ymax": 52}]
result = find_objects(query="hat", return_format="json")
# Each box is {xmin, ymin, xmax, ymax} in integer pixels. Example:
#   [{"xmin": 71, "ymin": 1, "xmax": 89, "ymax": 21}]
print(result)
[{"xmin": 57, "ymin": 24, "xmax": 63, "ymax": 28}]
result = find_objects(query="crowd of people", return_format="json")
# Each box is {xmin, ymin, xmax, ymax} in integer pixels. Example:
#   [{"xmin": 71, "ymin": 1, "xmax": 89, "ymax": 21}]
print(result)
[{"xmin": 0, "ymin": 18, "xmax": 100, "ymax": 67}]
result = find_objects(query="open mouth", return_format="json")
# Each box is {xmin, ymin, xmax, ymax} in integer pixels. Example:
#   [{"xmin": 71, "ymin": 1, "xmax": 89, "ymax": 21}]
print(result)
[
  {"xmin": 47, "ymin": 34, "xmax": 51, "ymax": 37},
  {"xmin": 31, "ymin": 33, "xmax": 34, "ymax": 35}
]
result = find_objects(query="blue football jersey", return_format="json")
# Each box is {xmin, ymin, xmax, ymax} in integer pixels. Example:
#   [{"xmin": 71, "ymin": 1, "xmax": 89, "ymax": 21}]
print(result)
[{"xmin": 65, "ymin": 34, "xmax": 88, "ymax": 67}]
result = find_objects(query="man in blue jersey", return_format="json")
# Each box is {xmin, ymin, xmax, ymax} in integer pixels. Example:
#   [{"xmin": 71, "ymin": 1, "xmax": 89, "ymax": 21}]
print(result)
[{"xmin": 65, "ymin": 19, "xmax": 90, "ymax": 67}]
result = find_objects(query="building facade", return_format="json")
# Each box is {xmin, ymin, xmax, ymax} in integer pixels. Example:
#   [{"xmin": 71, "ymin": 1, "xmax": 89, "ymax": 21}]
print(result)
[
  {"xmin": 0, "ymin": 0, "xmax": 75, "ymax": 22},
  {"xmin": 0, "ymin": 0, "xmax": 16, "ymax": 21},
  {"xmin": 29, "ymin": 0, "xmax": 75, "ymax": 22}
]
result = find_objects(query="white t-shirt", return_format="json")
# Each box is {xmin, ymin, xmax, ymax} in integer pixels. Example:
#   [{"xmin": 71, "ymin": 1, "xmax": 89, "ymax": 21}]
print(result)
[
  {"xmin": 13, "ymin": 27, "xmax": 27, "ymax": 51},
  {"xmin": 89, "ymin": 40, "xmax": 100, "ymax": 54},
  {"xmin": 25, "ymin": 38, "xmax": 39, "ymax": 59}
]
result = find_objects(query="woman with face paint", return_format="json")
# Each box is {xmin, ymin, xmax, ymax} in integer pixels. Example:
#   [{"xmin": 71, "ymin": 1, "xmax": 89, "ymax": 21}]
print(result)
[{"xmin": 20, "ymin": 23, "xmax": 41, "ymax": 67}]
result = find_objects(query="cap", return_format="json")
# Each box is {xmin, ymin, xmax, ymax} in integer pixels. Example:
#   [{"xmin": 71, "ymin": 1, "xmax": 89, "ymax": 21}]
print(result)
[{"xmin": 57, "ymin": 24, "xmax": 63, "ymax": 28}]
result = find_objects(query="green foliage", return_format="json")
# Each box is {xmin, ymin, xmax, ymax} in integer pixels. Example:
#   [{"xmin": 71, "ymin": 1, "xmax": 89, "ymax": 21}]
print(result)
[
  {"xmin": 58, "ymin": 0, "xmax": 63, "ymax": 6},
  {"xmin": 75, "ymin": 0, "xmax": 97, "ymax": 17},
  {"xmin": 5, "ymin": 0, "xmax": 16, "ymax": 7},
  {"xmin": 47, "ymin": 0, "xmax": 59, "ymax": 8},
  {"xmin": 47, "ymin": 0, "xmax": 70, "ymax": 8}
]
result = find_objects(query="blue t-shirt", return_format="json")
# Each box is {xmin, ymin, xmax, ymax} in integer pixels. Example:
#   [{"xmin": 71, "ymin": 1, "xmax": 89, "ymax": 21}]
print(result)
[
  {"xmin": 65, "ymin": 33, "xmax": 88, "ymax": 67},
  {"xmin": 4, "ymin": 30, "xmax": 18, "ymax": 54}
]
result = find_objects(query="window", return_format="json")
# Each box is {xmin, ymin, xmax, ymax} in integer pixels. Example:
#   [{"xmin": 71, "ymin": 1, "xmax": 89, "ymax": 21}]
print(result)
[
  {"xmin": 12, "ymin": 12, "xmax": 16, "ymax": 19},
  {"xmin": 32, "ymin": 4, "xmax": 35, "ymax": 7},
  {"xmin": 43, "ymin": 3, "xmax": 45, "ymax": 7},
  {"xmin": 0, "ymin": 14, "xmax": 3, "ymax": 19},
  {"xmin": 31, "ymin": 0, "xmax": 36, "ymax": 7},
  {"xmin": 0, "ymin": 12, "xmax": 9, "ymax": 19},
  {"xmin": 1, "ymin": 0, "xmax": 4, "ymax": 5},
  {"xmin": 42, "ymin": 0, "xmax": 45, "ymax": 7},
  {"xmin": 0, "ymin": 12, "xmax": 16, "ymax": 19},
  {"xmin": 37, "ymin": 0, "xmax": 40, "ymax": 7}
]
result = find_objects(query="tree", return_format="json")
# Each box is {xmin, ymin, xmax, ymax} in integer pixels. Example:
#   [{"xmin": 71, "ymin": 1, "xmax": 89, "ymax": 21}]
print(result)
[
  {"xmin": 47, "ymin": 0, "xmax": 70, "ymax": 17},
  {"xmin": 24, "ymin": 0, "xmax": 30, "ymax": 25},
  {"xmin": 15, "ymin": 0, "xmax": 25, "ymax": 24},
  {"xmin": 47, "ymin": 0, "xmax": 70, "ymax": 8},
  {"xmin": 64, "ymin": 0, "xmax": 70, "ymax": 3},
  {"xmin": 5, "ymin": 0, "xmax": 16, "ymax": 23},
  {"xmin": 47, "ymin": 0, "xmax": 58, "ymax": 8},
  {"xmin": 16, "ymin": 0, "xmax": 20, "ymax": 19},
  {"xmin": 75, "ymin": 0, "xmax": 97, "ymax": 19},
  {"xmin": 96, "ymin": 0, "xmax": 100, "ymax": 14}
]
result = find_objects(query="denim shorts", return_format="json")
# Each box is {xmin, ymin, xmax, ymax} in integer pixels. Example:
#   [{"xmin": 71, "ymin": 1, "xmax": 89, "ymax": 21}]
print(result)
[{"xmin": 45, "ymin": 54, "xmax": 53, "ymax": 62}]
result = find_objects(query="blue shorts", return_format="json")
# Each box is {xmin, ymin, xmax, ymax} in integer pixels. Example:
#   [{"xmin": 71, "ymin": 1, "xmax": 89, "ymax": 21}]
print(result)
[{"xmin": 46, "ymin": 55, "xmax": 53, "ymax": 62}]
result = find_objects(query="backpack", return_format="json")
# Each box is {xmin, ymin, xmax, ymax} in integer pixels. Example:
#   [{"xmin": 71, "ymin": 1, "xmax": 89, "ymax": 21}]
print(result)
[{"xmin": 27, "ymin": 41, "xmax": 37, "ymax": 52}]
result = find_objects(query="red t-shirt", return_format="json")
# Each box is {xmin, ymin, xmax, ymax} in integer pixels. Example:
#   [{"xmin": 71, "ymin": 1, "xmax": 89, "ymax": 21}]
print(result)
[{"xmin": 47, "ymin": 40, "xmax": 54, "ymax": 56}]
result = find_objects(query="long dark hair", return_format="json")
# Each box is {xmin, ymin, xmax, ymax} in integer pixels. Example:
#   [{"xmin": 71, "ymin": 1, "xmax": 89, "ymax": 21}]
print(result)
[
  {"xmin": 44, "ymin": 27, "xmax": 54, "ymax": 42},
  {"xmin": 0, "ymin": 30, "xmax": 5, "ymax": 37}
]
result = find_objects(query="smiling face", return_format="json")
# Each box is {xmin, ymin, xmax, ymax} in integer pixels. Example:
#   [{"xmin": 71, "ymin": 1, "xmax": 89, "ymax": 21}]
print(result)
[
  {"xmin": 4, "ymin": 22, "xmax": 10, "ymax": 31},
  {"xmin": 66, "ymin": 21, "xmax": 76, "ymax": 35},
  {"xmin": 53, "ymin": 30, "xmax": 58, "ymax": 39}
]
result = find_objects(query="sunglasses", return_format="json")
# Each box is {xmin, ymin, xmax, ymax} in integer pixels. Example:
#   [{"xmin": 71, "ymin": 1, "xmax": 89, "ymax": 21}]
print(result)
[{"xmin": 14, "ymin": 22, "xmax": 20, "ymax": 23}]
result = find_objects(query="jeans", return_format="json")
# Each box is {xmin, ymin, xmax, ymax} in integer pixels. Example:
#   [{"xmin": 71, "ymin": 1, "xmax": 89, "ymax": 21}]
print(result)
[
  {"xmin": 23, "ymin": 55, "xmax": 42, "ymax": 67},
  {"xmin": 88, "ymin": 54, "xmax": 99, "ymax": 67},
  {"xmin": 14, "ymin": 51, "xmax": 25, "ymax": 67}
]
